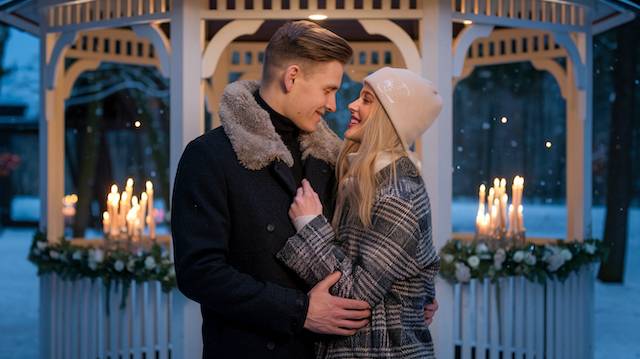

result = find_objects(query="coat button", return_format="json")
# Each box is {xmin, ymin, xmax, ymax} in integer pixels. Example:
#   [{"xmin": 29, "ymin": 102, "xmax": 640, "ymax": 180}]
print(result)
[
  {"xmin": 267, "ymin": 341, "xmax": 276, "ymax": 350},
  {"xmin": 266, "ymin": 224, "xmax": 275, "ymax": 232}
]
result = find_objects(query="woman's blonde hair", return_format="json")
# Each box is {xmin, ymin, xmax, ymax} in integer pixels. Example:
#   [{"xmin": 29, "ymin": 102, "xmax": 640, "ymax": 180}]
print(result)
[{"xmin": 332, "ymin": 101, "xmax": 406, "ymax": 229}]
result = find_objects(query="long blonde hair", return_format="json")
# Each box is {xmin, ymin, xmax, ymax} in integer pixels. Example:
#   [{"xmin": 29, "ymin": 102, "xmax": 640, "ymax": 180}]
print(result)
[{"xmin": 332, "ymin": 102, "xmax": 406, "ymax": 229}]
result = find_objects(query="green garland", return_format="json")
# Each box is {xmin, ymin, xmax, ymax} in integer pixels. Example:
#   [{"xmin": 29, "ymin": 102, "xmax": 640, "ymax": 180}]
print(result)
[
  {"xmin": 28, "ymin": 231, "xmax": 176, "ymax": 309},
  {"xmin": 439, "ymin": 238, "xmax": 608, "ymax": 284}
]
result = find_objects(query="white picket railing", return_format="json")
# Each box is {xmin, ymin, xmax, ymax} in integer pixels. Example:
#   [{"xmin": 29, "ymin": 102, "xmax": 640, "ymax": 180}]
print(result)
[
  {"xmin": 449, "ymin": 265, "xmax": 595, "ymax": 359},
  {"xmin": 39, "ymin": 274, "xmax": 202, "ymax": 359}
]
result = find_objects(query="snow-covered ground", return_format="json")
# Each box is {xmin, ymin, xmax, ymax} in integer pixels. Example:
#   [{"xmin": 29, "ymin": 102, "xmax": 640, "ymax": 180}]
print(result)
[{"xmin": 0, "ymin": 204, "xmax": 638, "ymax": 358}]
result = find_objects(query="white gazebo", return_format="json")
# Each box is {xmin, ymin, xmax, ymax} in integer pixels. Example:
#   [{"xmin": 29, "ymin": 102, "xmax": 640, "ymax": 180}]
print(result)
[{"xmin": 0, "ymin": 0, "xmax": 636, "ymax": 358}]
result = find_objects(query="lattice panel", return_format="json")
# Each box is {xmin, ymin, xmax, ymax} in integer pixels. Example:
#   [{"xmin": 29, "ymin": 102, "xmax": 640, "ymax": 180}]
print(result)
[
  {"xmin": 464, "ymin": 29, "xmax": 566, "ymax": 67},
  {"xmin": 65, "ymin": 29, "xmax": 160, "ymax": 67},
  {"xmin": 47, "ymin": 0, "xmax": 171, "ymax": 29},
  {"xmin": 452, "ymin": 0, "xmax": 586, "ymax": 27}
]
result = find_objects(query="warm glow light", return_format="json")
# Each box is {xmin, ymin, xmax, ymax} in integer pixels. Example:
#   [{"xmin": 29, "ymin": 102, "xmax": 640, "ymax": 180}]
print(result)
[
  {"xmin": 545, "ymin": 141, "xmax": 552, "ymax": 148},
  {"xmin": 463, "ymin": 20, "xmax": 473, "ymax": 25},
  {"xmin": 308, "ymin": 14, "xmax": 328, "ymax": 20},
  {"xmin": 134, "ymin": 121, "xmax": 141, "ymax": 128},
  {"xmin": 500, "ymin": 116, "xmax": 508, "ymax": 124}
]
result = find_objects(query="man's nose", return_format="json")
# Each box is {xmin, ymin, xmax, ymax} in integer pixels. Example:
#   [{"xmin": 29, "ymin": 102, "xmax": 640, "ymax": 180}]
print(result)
[{"xmin": 326, "ymin": 95, "xmax": 337, "ymax": 113}]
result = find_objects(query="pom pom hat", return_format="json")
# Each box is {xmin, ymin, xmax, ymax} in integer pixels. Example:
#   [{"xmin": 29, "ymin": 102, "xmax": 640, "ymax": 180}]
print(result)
[{"xmin": 364, "ymin": 67, "xmax": 443, "ymax": 153}]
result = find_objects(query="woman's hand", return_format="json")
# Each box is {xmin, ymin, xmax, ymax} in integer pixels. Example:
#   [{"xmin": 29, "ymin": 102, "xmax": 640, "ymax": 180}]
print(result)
[{"xmin": 289, "ymin": 179, "xmax": 323, "ymax": 222}]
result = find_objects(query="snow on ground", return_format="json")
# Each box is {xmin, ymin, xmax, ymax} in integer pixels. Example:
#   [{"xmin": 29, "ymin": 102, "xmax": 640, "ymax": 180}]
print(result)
[{"xmin": 0, "ymin": 204, "xmax": 638, "ymax": 358}]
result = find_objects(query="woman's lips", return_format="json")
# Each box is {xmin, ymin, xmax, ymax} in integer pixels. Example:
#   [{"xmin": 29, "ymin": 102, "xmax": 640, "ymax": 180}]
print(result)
[{"xmin": 348, "ymin": 116, "xmax": 360, "ymax": 128}]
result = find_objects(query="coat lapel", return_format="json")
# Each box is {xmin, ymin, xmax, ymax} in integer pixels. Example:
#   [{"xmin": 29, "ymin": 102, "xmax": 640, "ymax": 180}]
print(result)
[{"xmin": 271, "ymin": 161, "xmax": 297, "ymax": 196}]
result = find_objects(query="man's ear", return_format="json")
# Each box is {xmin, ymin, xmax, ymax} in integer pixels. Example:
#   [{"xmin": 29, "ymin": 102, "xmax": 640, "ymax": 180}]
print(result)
[{"xmin": 283, "ymin": 64, "xmax": 300, "ymax": 93}]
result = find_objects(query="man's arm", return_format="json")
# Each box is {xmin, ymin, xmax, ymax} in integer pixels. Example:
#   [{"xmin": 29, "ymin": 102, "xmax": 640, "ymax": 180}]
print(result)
[{"xmin": 172, "ymin": 139, "xmax": 369, "ymax": 338}]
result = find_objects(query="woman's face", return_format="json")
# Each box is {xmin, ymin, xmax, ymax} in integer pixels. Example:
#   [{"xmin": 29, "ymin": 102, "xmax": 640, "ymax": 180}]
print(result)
[{"xmin": 344, "ymin": 84, "xmax": 377, "ymax": 142}]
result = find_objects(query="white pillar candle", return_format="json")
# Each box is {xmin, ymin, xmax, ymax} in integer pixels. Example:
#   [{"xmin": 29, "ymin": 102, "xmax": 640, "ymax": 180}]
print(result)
[
  {"xmin": 103, "ymin": 211, "xmax": 110, "ymax": 236},
  {"xmin": 139, "ymin": 192, "xmax": 148, "ymax": 237},
  {"xmin": 146, "ymin": 181, "xmax": 155, "ymax": 240}
]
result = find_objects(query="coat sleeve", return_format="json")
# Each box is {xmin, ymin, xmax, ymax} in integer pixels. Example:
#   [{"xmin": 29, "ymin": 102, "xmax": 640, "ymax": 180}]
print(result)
[
  {"xmin": 171, "ymin": 138, "xmax": 308, "ymax": 338},
  {"xmin": 276, "ymin": 193, "xmax": 434, "ymax": 307}
]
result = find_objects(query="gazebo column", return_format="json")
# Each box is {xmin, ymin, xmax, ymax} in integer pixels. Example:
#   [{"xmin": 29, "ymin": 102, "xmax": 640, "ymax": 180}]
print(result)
[
  {"xmin": 39, "ymin": 32, "xmax": 67, "ymax": 243},
  {"xmin": 169, "ymin": 0, "xmax": 207, "ymax": 193},
  {"xmin": 169, "ymin": 2, "xmax": 208, "ymax": 358},
  {"xmin": 420, "ymin": 0, "xmax": 454, "ymax": 357},
  {"xmin": 565, "ymin": 31, "xmax": 593, "ymax": 242}
]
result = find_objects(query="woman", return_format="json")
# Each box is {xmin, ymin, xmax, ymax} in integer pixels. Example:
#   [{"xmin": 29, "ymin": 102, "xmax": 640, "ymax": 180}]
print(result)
[{"xmin": 276, "ymin": 67, "xmax": 443, "ymax": 358}]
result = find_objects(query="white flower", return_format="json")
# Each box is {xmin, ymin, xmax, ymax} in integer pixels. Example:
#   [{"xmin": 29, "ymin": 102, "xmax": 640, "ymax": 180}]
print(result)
[
  {"xmin": 494, "ymin": 248, "xmax": 506, "ymax": 270},
  {"xmin": 584, "ymin": 243, "xmax": 596, "ymax": 255},
  {"xmin": 561, "ymin": 249, "xmax": 573, "ymax": 261},
  {"xmin": 455, "ymin": 262, "xmax": 471, "ymax": 283},
  {"xmin": 127, "ymin": 259, "xmax": 136, "ymax": 272},
  {"xmin": 476, "ymin": 243, "xmax": 489, "ymax": 254},
  {"xmin": 546, "ymin": 253, "xmax": 565, "ymax": 272},
  {"xmin": 144, "ymin": 256, "xmax": 157, "ymax": 270},
  {"xmin": 36, "ymin": 241, "xmax": 48, "ymax": 250},
  {"xmin": 72, "ymin": 251, "xmax": 82, "ymax": 261},
  {"xmin": 168, "ymin": 266, "xmax": 176, "ymax": 278},
  {"xmin": 443, "ymin": 254, "xmax": 454, "ymax": 263},
  {"xmin": 114, "ymin": 260, "xmax": 125, "ymax": 272},
  {"xmin": 513, "ymin": 251, "xmax": 525, "ymax": 263},
  {"xmin": 91, "ymin": 249, "xmax": 105, "ymax": 263},
  {"xmin": 524, "ymin": 253, "xmax": 537, "ymax": 266},
  {"xmin": 467, "ymin": 255, "xmax": 480, "ymax": 269},
  {"xmin": 49, "ymin": 250, "xmax": 60, "ymax": 260},
  {"xmin": 88, "ymin": 260, "xmax": 98, "ymax": 270}
]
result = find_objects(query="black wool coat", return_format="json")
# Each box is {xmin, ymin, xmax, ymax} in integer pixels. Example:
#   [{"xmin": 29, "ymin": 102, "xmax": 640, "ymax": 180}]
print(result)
[{"xmin": 171, "ymin": 80, "xmax": 342, "ymax": 359}]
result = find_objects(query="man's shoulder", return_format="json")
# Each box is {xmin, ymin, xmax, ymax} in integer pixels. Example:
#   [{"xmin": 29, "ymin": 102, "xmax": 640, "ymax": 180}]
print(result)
[{"xmin": 185, "ymin": 127, "xmax": 234, "ymax": 157}]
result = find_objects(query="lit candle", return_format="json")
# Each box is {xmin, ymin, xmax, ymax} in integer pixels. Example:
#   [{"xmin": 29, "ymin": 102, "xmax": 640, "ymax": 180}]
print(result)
[
  {"xmin": 508, "ymin": 204, "xmax": 514, "ymax": 235},
  {"xmin": 518, "ymin": 204, "xmax": 524, "ymax": 232},
  {"xmin": 102, "ymin": 211, "xmax": 110, "ymax": 236},
  {"xmin": 139, "ymin": 192, "xmax": 148, "ymax": 237},
  {"xmin": 146, "ymin": 181, "xmax": 155, "ymax": 240}
]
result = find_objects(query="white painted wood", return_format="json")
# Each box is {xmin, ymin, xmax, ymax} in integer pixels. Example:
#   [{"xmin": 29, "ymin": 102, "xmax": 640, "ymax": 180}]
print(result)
[
  {"xmin": 132, "ymin": 22, "xmax": 172, "ymax": 77},
  {"xmin": 566, "ymin": 30, "xmax": 593, "ymax": 242},
  {"xmin": 420, "ymin": 2, "xmax": 453, "ymax": 355},
  {"xmin": 453, "ymin": 283, "xmax": 462, "ymax": 345},
  {"xmin": 143, "ymin": 282, "xmax": 154, "ymax": 358},
  {"xmin": 170, "ymin": 0, "xmax": 207, "ymax": 196},
  {"xmin": 201, "ymin": 20, "xmax": 263, "ymax": 79},
  {"xmin": 452, "ymin": 23, "xmax": 494, "ymax": 77},
  {"xmin": 171, "ymin": 291, "xmax": 204, "ymax": 359},
  {"xmin": 358, "ymin": 19, "xmax": 422, "ymax": 74},
  {"xmin": 157, "ymin": 282, "xmax": 169, "ymax": 359},
  {"xmin": 461, "ymin": 281, "xmax": 472, "ymax": 359},
  {"xmin": 132, "ymin": 282, "xmax": 143, "ymax": 359}
]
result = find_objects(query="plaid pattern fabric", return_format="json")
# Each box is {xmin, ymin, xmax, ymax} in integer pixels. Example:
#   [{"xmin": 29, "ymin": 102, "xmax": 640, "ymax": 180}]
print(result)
[{"xmin": 277, "ymin": 157, "xmax": 440, "ymax": 359}]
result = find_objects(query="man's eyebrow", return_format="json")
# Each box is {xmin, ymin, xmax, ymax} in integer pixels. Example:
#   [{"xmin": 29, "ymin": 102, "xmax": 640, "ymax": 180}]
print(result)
[{"xmin": 325, "ymin": 85, "xmax": 339, "ymax": 91}]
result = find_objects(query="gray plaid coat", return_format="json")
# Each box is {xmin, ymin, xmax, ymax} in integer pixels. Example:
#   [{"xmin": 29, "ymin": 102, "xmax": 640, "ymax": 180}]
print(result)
[{"xmin": 277, "ymin": 157, "xmax": 440, "ymax": 359}]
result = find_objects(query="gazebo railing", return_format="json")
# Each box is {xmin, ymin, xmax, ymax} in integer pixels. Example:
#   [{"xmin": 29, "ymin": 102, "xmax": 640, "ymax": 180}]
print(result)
[
  {"xmin": 448, "ymin": 266, "xmax": 594, "ymax": 359},
  {"xmin": 39, "ymin": 274, "xmax": 191, "ymax": 359}
]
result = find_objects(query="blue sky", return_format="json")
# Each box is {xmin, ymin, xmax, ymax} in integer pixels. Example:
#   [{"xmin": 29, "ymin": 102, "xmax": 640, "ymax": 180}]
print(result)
[{"xmin": 0, "ymin": 26, "xmax": 39, "ymax": 118}]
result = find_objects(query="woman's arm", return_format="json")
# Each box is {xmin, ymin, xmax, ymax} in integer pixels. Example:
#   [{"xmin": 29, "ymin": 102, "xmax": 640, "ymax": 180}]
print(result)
[{"xmin": 277, "ymin": 183, "xmax": 433, "ymax": 307}]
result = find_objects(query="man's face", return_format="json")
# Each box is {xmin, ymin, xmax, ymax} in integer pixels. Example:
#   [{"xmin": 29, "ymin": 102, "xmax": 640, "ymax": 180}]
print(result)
[{"xmin": 284, "ymin": 61, "xmax": 344, "ymax": 133}]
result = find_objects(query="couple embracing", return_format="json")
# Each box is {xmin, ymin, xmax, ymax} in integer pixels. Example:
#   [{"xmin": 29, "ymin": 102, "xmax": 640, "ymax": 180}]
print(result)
[{"xmin": 171, "ymin": 20, "xmax": 442, "ymax": 359}]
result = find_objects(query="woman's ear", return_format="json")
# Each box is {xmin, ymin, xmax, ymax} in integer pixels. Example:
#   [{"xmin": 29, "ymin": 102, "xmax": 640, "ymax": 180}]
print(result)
[{"xmin": 283, "ymin": 64, "xmax": 300, "ymax": 93}]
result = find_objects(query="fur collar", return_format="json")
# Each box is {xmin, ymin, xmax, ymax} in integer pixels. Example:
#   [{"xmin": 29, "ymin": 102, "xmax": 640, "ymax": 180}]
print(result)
[{"xmin": 218, "ymin": 80, "xmax": 342, "ymax": 171}]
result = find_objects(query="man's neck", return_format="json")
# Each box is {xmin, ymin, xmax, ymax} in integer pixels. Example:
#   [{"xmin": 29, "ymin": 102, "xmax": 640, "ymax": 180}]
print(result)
[{"xmin": 258, "ymin": 84, "xmax": 287, "ymax": 118}]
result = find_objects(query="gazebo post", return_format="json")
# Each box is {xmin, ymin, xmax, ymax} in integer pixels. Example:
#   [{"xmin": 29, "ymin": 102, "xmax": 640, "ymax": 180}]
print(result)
[
  {"xmin": 169, "ymin": 2, "xmax": 207, "ymax": 357},
  {"xmin": 566, "ymin": 31, "xmax": 593, "ymax": 242},
  {"xmin": 39, "ymin": 31, "xmax": 66, "ymax": 243},
  {"xmin": 420, "ymin": 0, "xmax": 454, "ymax": 357},
  {"xmin": 169, "ymin": 0, "xmax": 207, "ymax": 194}
]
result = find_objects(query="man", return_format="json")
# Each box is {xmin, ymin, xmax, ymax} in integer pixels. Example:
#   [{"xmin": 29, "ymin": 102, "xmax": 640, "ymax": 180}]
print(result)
[{"xmin": 171, "ymin": 21, "xmax": 437, "ymax": 358}]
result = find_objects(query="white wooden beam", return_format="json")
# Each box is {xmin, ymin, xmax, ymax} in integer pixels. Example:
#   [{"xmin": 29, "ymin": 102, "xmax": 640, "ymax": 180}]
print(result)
[
  {"xmin": 420, "ymin": 0, "xmax": 454, "ymax": 358},
  {"xmin": 452, "ymin": 24, "xmax": 494, "ymax": 78},
  {"xmin": 133, "ymin": 22, "xmax": 172, "ymax": 77},
  {"xmin": 530, "ymin": 59, "xmax": 568, "ymax": 99},
  {"xmin": 45, "ymin": 30, "xmax": 77, "ymax": 89},
  {"xmin": 169, "ymin": 0, "xmax": 207, "ymax": 199},
  {"xmin": 358, "ymin": 19, "xmax": 421, "ymax": 74},
  {"xmin": 201, "ymin": 20, "xmax": 264, "ymax": 79},
  {"xmin": 566, "ymin": 31, "xmax": 593, "ymax": 243},
  {"xmin": 0, "ymin": 12, "xmax": 39, "ymax": 35}
]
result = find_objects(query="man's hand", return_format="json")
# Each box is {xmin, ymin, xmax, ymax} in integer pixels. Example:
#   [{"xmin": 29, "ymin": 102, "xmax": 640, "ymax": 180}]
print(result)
[
  {"xmin": 424, "ymin": 298, "xmax": 439, "ymax": 326},
  {"xmin": 304, "ymin": 272, "xmax": 371, "ymax": 336},
  {"xmin": 289, "ymin": 179, "xmax": 323, "ymax": 221}
]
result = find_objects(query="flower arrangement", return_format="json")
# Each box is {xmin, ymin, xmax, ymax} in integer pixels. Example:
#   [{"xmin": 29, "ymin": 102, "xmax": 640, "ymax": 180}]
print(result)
[
  {"xmin": 439, "ymin": 238, "xmax": 607, "ymax": 284},
  {"xmin": 28, "ymin": 231, "xmax": 176, "ymax": 308}
]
